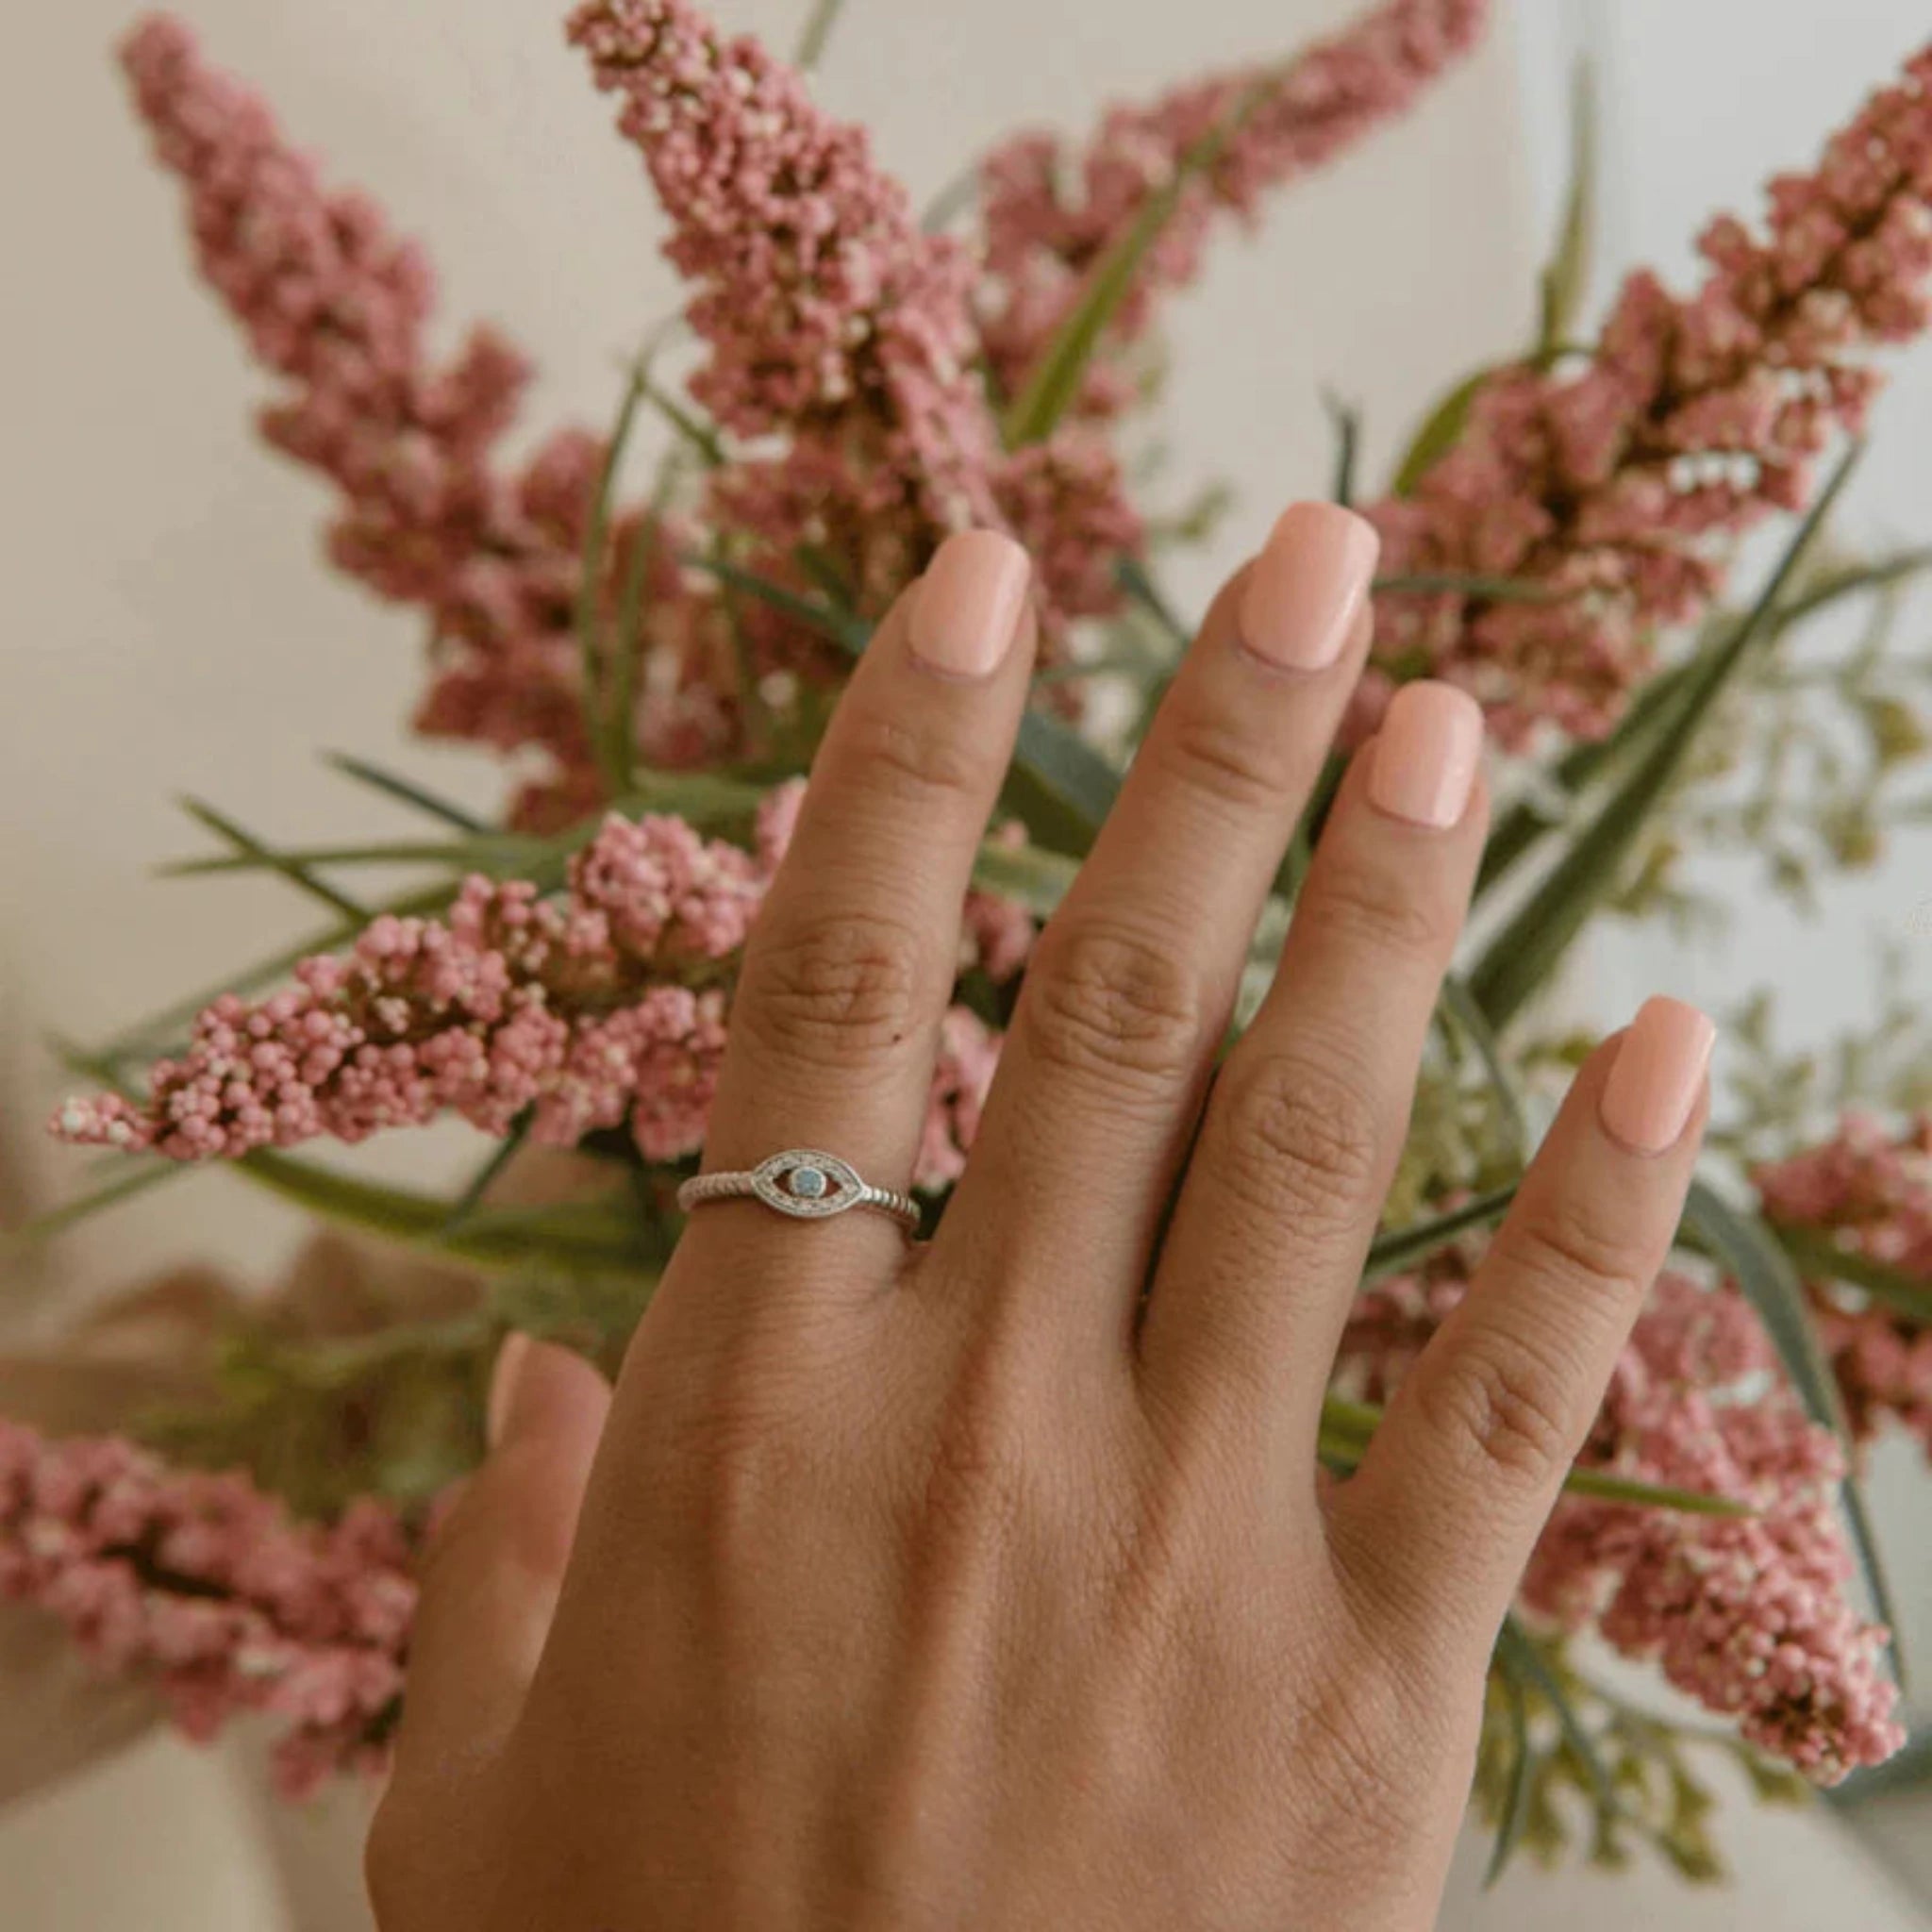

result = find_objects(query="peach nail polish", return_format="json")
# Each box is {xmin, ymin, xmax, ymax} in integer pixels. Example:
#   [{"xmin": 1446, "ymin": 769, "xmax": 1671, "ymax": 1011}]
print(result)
[
  {"xmin": 1238, "ymin": 501, "xmax": 1379, "ymax": 671},
  {"xmin": 1367, "ymin": 681, "xmax": 1483, "ymax": 828},
  {"xmin": 486, "ymin": 1332, "xmax": 531, "ymax": 1449},
  {"xmin": 1599, "ymin": 996, "xmax": 1716, "ymax": 1154},
  {"xmin": 908, "ymin": 529, "xmax": 1031, "ymax": 677}
]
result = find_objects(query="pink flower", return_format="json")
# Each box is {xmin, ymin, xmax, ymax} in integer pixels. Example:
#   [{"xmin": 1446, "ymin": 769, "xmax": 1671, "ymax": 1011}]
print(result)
[
  {"xmin": 119, "ymin": 16, "xmax": 616, "ymax": 816},
  {"xmin": 570, "ymin": 0, "xmax": 1000, "ymax": 615},
  {"xmin": 1364, "ymin": 41, "xmax": 1932, "ymax": 745},
  {"xmin": 0, "ymin": 1420, "xmax": 415, "ymax": 1796},
  {"xmin": 53, "ymin": 812, "xmax": 766, "ymax": 1164},
  {"xmin": 976, "ymin": 0, "xmax": 1490, "ymax": 422},
  {"xmin": 1756, "ymin": 1112, "xmax": 1932, "ymax": 1457}
]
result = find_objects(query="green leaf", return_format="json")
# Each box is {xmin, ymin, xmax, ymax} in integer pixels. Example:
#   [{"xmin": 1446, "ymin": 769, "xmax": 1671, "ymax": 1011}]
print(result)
[
  {"xmin": 1774, "ymin": 1223, "xmax": 1932, "ymax": 1325},
  {"xmin": 1494, "ymin": 1620, "xmax": 1623, "ymax": 1822},
  {"xmin": 1467, "ymin": 444, "xmax": 1862, "ymax": 1029},
  {"xmin": 1006, "ymin": 710, "xmax": 1124, "ymax": 858},
  {"xmin": 321, "ymin": 753, "xmax": 486, "ymax": 832},
  {"xmin": 442, "ymin": 1114, "xmax": 534, "ymax": 1234},
  {"xmin": 1485, "ymin": 1665, "xmax": 1537, "ymax": 1889},
  {"xmin": 175, "ymin": 798, "xmax": 368, "ymax": 922},
  {"xmin": 679, "ymin": 552, "xmax": 873, "ymax": 653},
  {"xmin": 235, "ymin": 1151, "xmax": 659, "ymax": 1284},
  {"xmin": 577, "ymin": 350, "xmax": 657, "ymax": 796},
  {"xmin": 1363, "ymin": 1184, "xmax": 1518, "ymax": 1282},
  {"xmin": 791, "ymin": 0, "xmax": 846, "ymax": 69},
  {"xmin": 641, "ymin": 380, "xmax": 726, "ymax": 468},
  {"xmin": 1373, "ymin": 572, "xmax": 1565, "ymax": 604},
  {"xmin": 1683, "ymin": 1183, "xmax": 1903, "ymax": 1685},
  {"xmin": 1390, "ymin": 363, "xmax": 1496, "ymax": 497},
  {"xmin": 1324, "ymin": 390, "xmax": 1361, "ymax": 508},
  {"xmin": 969, "ymin": 837, "xmax": 1078, "ymax": 918},
  {"xmin": 1318, "ymin": 1396, "xmax": 1747, "ymax": 1515},
  {"xmin": 1113, "ymin": 555, "xmax": 1192, "ymax": 658},
  {"xmin": 1438, "ymin": 973, "xmax": 1530, "ymax": 1158},
  {"xmin": 160, "ymin": 834, "xmax": 546, "ymax": 879},
  {"xmin": 1537, "ymin": 59, "xmax": 1598, "ymax": 357},
  {"xmin": 1000, "ymin": 79, "xmax": 1269, "ymax": 447},
  {"xmin": 5, "ymin": 1158, "xmax": 191, "ymax": 1250}
]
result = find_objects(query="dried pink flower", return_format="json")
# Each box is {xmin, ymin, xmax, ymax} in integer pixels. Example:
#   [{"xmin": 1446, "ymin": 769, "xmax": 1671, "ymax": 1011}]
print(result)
[
  {"xmin": 570, "ymin": 0, "xmax": 999, "ymax": 613},
  {"xmin": 53, "ymin": 812, "xmax": 765, "ymax": 1164},
  {"xmin": 1755, "ymin": 1112, "xmax": 1932, "ymax": 1457},
  {"xmin": 0, "ymin": 1419, "xmax": 414, "ymax": 1797},
  {"xmin": 976, "ymin": 0, "xmax": 1490, "ymax": 421},
  {"xmin": 119, "ymin": 16, "xmax": 615, "ymax": 811},
  {"xmin": 1365, "ymin": 42, "xmax": 1932, "ymax": 745}
]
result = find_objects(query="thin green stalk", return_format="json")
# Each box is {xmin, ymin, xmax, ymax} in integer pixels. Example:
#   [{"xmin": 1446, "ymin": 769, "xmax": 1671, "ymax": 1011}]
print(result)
[
  {"xmin": 792, "ymin": 0, "xmax": 846, "ymax": 69},
  {"xmin": 1467, "ymin": 444, "xmax": 1861, "ymax": 1029},
  {"xmin": 321, "ymin": 753, "xmax": 485, "ymax": 832},
  {"xmin": 175, "ymin": 798, "xmax": 367, "ymax": 921}
]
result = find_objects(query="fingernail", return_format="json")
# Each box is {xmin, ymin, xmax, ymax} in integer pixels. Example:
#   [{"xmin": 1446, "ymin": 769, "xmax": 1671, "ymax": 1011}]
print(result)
[
  {"xmin": 486, "ymin": 1332, "xmax": 532, "ymax": 1449},
  {"xmin": 1367, "ymin": 680, "xmax": 1484, "ymax": 828},
  {"xmin": 1238, "ymin": 501, "xmax": 1379, "ymax": 671},
  {"xmin": 908, "ymin": 529, "xmax": 1031, "ymax": 677},
  {"xmin": 1599, "ymin": 997, "xmax": 1716, "ymax": 1154}
]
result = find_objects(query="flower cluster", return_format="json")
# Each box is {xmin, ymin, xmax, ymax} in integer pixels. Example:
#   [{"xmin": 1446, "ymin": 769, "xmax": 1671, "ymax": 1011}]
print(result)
[
  {"xmin": 1341, "ymin": 1254, "xmax": 1904, "ymax": 1782},
  {"xmin": 570, "ymin": 0, "xmax": 1000, "ymax": 615},
  {"xmin": 976, "ymin": 0, "xmax": 1490, "ymax": 421},
  {"xmin": 120, "ymin": 17, "xmax": 608, "ymax": 814},
  {"xmin": 0, "ymin": 1418, "xmax": 413, "ymax": 1798},
  {"xmin": 1755, "ymin": 1111, "xmax": 1932, "ymax": 1457},
  {"xmin": 53, "ymin": 798, "xmax": 1008, "ymax": 1182},
  {"xmin": 1366, "ymin": 44, "xmax": 1932, "ymax": 745}
]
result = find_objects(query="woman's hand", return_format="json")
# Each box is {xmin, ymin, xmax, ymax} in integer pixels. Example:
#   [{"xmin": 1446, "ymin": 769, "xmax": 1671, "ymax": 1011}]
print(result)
[{"xmin": 367, "ymin": 508, "xmax": 1713, "ymax": 1931}]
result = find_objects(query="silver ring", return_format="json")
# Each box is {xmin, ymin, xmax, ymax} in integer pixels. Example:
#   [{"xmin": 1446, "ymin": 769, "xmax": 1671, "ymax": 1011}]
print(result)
[{"xmin": 676, "ymin": 1149, "xmax": 919, "ymax": 1234}]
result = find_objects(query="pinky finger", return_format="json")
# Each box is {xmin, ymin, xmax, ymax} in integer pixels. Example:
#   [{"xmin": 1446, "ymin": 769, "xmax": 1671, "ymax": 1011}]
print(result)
[{"xmin": 1328, "ymin": 997, "xmax": 1714, "ymax": 1657}]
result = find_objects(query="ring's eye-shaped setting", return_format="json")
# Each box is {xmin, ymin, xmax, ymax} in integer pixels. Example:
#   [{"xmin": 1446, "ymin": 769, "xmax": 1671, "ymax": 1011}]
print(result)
[{"xmin": 751, "ymin": 1150, "xmax": 864, "ymax": 1218}]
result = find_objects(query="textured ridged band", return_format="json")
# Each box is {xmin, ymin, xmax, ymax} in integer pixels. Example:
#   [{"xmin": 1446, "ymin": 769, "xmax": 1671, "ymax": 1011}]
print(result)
[{"xmin": 676, "ymin": 1148, "xmax": 920, "ymax": 1234}]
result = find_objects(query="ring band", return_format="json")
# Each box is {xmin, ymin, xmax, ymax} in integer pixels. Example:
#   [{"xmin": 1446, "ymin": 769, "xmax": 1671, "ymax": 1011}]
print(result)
[{"xmin": 676, "ymin": 1149, "xmax": 919, "ymax": 1234}]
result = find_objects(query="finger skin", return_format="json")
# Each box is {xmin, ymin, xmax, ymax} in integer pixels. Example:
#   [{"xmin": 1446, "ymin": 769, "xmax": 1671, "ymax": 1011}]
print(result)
[
  {"xmin": 937, "ymin": 505, "xmax": 1379, "ymax": 1358},
  {"xmin": 383, "ymin": 1338, "xmax": 610, "ymax": 1802},
  {"xmin": 677, "ymin": 531, "xmax": 1036, "ymax": 1289},
  {"xmin": 1138, "ymin": 686, "xmax": 1489, "ymax": 1457},
  {"xmin": 1329, "ymin": 1006, "xmax": 1713, "ymax": 1659}
]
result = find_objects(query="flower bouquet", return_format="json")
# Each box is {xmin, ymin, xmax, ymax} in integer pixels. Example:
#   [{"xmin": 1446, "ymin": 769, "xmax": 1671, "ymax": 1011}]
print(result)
[{"xmin": 10, "ymin": 0, "xmax": 1932, "ymax": 1881}]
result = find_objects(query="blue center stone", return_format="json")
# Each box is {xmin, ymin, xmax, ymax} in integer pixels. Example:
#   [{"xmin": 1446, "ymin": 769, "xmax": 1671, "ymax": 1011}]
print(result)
[{"xmin": 790, "ymin": 1165, "xmax": 829, "ymax": 1200}]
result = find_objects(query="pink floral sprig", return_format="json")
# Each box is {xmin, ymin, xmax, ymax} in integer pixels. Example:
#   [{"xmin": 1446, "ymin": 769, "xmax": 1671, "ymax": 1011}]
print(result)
[
  {"xmin": 569, "ymin": 0, "xmax": 1000, "ymax": 608},
  {"xmin": 1341, "ymin": 1255, "xmax": 1904, "ymax": 1782},
  {"xmin": 119, "ymin": 16, "xmax": 619, "ymax": 815},
  {"xmin": 0, "ymin": 1418, "xmax": 414, "ymax": 1798},
  {"xmin": 1755, "ymin": 1112, "xmax": 1932, "ymax": 1457},
  {"xmin": 977, "ymin": 0, "xmax": 1489, "ymax": 424},
  {"xmin": 52, "ymin": 793, "xmax": 1011, "ymax": 1182},
  {"xmin": 1365, "ymin": 42, "xmax": 1932, "ymax": 746}
]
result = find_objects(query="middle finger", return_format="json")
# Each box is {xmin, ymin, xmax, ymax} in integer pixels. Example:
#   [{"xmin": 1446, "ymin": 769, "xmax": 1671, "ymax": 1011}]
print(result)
[{"xmin": 934, "ymin": 502, "xmax": 1379, "ymax": 1358}]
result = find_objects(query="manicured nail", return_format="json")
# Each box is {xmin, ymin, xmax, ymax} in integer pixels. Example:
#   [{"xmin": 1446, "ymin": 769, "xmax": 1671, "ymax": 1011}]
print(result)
[
  {"xmin": 908, "ymin": 529, "xmax": 1031, "ymax": 677},
  {"xmin": 1599, "ymin": 997, "xmax": 1716, "ymax": 1154},
  {"xmin": 486, "ymin": 1332, "xmax": 532, "ymax": 1449},
  {"xmin": 1238, "ymin": 501, "xmax": 1379, "ymax": 671},
  {"xmin": 1367, "ymin": 680, "xmax": 1484, "ymax": 828}
]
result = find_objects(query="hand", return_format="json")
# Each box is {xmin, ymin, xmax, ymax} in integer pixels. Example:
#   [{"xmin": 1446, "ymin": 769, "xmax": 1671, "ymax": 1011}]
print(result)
[{"xmin": 367, "ymin": 508, "xmax": 1714, "ymax": 1931}]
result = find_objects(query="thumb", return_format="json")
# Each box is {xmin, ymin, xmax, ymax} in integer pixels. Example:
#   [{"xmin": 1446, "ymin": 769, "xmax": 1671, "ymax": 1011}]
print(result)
[{"xmin": 390, "ymin": 1334, "xmax": 611, "ymax": 1795}]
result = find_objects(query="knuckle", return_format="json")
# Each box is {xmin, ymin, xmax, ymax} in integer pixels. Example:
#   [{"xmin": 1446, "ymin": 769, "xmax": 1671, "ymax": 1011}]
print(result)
[
  {"xmin": 1210, "ymin": 1045, "xmax": 1382, "ymax": 1233},
  {"xmin": 840, "ymin": 698, "xmax": 987, "ymax": 813},
  {"xmin": 1304, "ymin": 853, "xmax": 1453, "ymax": 962},
  {"xmin": 1024, "ymin": 914, "xmax": 1208, "ymax": 1090},
  {"xmin": 1416, "ymin": 1328, "xmax": 1576, "ymax": 1488},
  {"xmin": 1159, "ymin": 698, "xmax": 1296, "ymax": 819},
  {"xmin": 741, "ymin": 907, "xmax": 928, "ymax": 1072},
  {"xmin": 1507, "ymin": 1189, "xmax": 1651, "ymax": 1315}
]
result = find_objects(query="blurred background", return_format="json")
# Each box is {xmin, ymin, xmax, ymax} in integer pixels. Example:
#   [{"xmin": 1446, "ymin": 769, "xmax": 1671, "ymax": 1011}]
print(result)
[{"xmin": 2, "ymin": 1, "xmax": 1929, "ymax": 1924}]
